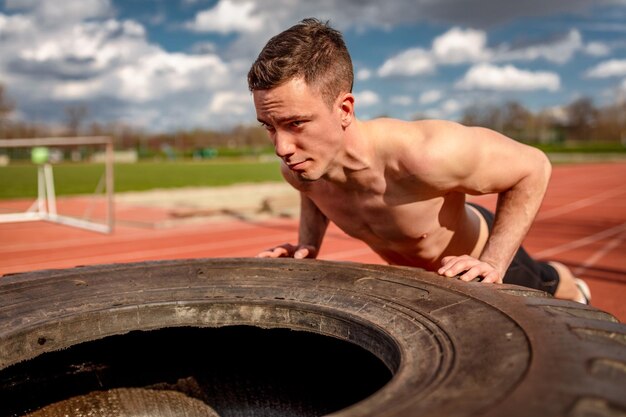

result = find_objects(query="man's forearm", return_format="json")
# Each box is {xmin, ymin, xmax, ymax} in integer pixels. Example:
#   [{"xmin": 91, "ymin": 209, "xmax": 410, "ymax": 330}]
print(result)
[
  {"xmin": 479, "ymin": 157, "xmax": 551, "ymax": 277},
  {"xmin": 479, "ymin": 191, "xmax": 538, "ymax": 275},
  {"xmin": 298, "ymin": 194, "xmax": 329, "ymax": 252}
]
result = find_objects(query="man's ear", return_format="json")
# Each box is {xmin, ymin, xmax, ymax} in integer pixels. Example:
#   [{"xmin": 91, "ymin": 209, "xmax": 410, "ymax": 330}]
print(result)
[{"xmin": 339, "ymin": 93, "xmax": 355, "ymax": 128}]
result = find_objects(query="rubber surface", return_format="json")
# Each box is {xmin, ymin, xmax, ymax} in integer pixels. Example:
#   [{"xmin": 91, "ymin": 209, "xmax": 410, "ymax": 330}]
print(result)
[{"xmin": 1, "ymin": 258, "xmax": 625, "ymax": 416}]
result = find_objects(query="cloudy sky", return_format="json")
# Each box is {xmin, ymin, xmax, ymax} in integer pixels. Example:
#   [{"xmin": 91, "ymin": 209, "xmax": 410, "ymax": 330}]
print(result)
[{"xmin": 1, "ymin": 0, "xmax": 625, "ymax": 132}]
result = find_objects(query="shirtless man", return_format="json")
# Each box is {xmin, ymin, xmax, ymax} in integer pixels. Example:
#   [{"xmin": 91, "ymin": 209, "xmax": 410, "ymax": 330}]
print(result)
[{"xmin": 248, "ymin": 18, "xmax": 589, "ymax": 303}]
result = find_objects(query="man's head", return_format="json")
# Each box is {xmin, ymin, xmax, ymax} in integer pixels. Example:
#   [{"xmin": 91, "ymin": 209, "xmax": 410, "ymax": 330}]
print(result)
[{"xmin": 247, "ymin": 18, "xmax": 353, "ymax": 108}]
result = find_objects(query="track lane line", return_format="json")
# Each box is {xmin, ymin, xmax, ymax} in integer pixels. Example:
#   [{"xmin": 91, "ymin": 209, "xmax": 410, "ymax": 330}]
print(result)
[
  {"xmin": 573, "ymin": 229, "xmax": 626, "ymax": 276},
  {"xmin": 0, "ymin": 219, "xmax": 298, "ymax": 253},
  {"xmin": 534, "ymin": 222, "xmax": 626, "ymax": 259},
  {"xmin": 0, "ymin": 230, "xmax": 299, "ymax": 273},
  {"xmin": 536, "ymin": 185, "xmax": 626, "ymax": 220}
]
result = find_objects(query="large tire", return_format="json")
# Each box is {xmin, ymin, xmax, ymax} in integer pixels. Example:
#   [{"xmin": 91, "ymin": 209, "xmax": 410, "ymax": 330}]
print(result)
[{"xmin": 1, "ymin": 258, "xmax": 625, "ymax": 416}]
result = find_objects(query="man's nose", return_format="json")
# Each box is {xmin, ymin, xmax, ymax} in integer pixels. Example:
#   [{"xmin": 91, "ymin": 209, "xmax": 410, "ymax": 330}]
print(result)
[{"xmin": 274, "ymin": 132, "xmax": 296, "ymax": 158}]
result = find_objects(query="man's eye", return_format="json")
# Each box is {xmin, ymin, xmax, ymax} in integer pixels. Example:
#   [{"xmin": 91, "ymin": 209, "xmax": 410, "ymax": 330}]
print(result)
[
  {"xmin": 291, "ymin": 121, "xmax": 303, "ymax": 128},
  {"xmin": 260, "ymin": 122, "xmax": 275, "ymax": 131}
]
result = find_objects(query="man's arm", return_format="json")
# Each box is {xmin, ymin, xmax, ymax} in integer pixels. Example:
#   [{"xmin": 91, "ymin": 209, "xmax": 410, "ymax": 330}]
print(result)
[
  {"xmin": 408, "ymin": 122, "xmax": 552, "ymax": 283},
  {"xmin": 257, "ymin": 193, "xmax": 329, "ymax": 259},
  {"xmin": 439, "ymin": 145, "xmax": 551, "ymax": 282},
  {"xmin": 296, "ymin": 193, "xmax": 330, "ymax": 257},
  {"xmin": 475, "ymin": 153, "xmax": 551, "ymax": 281}
]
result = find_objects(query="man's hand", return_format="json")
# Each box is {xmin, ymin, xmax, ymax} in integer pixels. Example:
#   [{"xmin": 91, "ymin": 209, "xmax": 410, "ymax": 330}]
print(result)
[
  {"xmin": 438, "ymin": 255, "xmax": 503, "ymax": 283},
  {"xmin": 256, "ymin": 243, "xmax": 318, "ymax": 259}
]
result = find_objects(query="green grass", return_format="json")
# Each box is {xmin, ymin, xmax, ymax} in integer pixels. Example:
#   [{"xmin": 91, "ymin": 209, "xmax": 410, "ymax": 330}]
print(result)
[
  {"xmin": 3, "ymin": 142, "xmax": 623, "ymax": 200},
  {"xmin": 0, "ymin": 160, "xmax": 283, "ymax": 199}
]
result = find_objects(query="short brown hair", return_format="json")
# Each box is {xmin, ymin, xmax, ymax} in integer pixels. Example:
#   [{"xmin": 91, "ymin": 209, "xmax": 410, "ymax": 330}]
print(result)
[{"xmin": 247, "ymin": 18, "xmax": 353, "ymax": 107}]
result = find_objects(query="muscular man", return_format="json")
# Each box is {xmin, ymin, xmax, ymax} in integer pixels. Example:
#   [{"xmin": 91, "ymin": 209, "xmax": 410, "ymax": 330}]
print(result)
[{"xmin": 247, "ymin": 18, "xmax": 590, "ymax": 303}]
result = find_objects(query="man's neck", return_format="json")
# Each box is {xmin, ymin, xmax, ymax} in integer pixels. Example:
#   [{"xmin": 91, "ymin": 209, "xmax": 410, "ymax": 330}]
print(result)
[{"xmin": 323, "ymin": 119, "xmax": 378, "ymax": 186}]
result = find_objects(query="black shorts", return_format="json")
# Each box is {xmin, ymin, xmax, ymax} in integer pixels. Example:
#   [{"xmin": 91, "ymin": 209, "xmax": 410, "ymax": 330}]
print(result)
[{"xmin": 469, "ymin": 203, "xmax": 559, "ymax": 295}]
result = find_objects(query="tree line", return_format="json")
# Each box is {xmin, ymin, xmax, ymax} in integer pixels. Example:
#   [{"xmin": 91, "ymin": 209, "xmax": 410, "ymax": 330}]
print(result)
[
  {"xmin": 0, "ymin": 84, "xmax": 271, "ymax": 159},
  {"xmin": 460, "ymin": 98, "xmax": 626, "ymax": 144},
  {"xmin": 1, "ymin": 83, "xmax": 624, "ymax": 160}
]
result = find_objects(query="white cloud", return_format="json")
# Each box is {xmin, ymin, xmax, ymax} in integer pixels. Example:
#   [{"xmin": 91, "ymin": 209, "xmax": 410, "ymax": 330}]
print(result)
[
  {"xmin": 0, "ymin": 3, "xmax": 248, "ymax": 131},
  {"xmin": 377, "ymin": 27, "xmax": 489, "ymax": 78},
  {"xmin": 378, "ymin": 27, "xmax": 596, "ymax": 81},
  {"xmin": 584, "ymin": 42, "xmax": 611, "ymax": 57},
  {"xmin": 52, "ymin": 78, "xmax": 105, "ymax": 100},
  {"xmin": 456, "ymin": 64, "xmax": 560, "ymax": 91},
  {"xmin": 356, "ymin": 68, "xmax": 372, "ymax": 81},
  {"xmin": 441, "ymin": 99, "xmax": 461, "ymax": 114},
  {"xmin": 216, "ymin": 0, "xmax": 607, "ymax": 33},
  {"xmin": 494, "ymin": 30, "xmax": 583, "ymax": 64},
  {"xmin": 209, "ymin": 91, "xmax": 252, "ymax": 115},
  {"xmin": 586, "ymin": 59, "xmax": 626, "ymax": 78},
  {"xmin": 5, "ymin": 0, "xmax": 112, "ymax": 25},
  {"xmin": 191, "ymin": 42, "xmax": 218, "ymax": 54},
  {"xmin": 113, "ymin": 52, "xmax": 230, "ymax": 102},
  {"xmin": 355, "ymin": 90, "xmax": 380, "ymax": 106},
  {"xmin": 0, "ymin": 0, "xmax": 622, "ymax": 131},
  {"xmin": 422, "ymin": 98, "xmax": 464, "ymax": 119},
  {"xmin": 17, "ymin": 19, "xmax": 146, "ymax": 77},
  {"xmin": 390, "ymin": 95, "xmax": 413, "ymax": 106},
  {"xmin": 419, "ymin": 90, "xmax": 443, "ymax": 104},
  {"xmin": 0, "ymin": 12, "xmax": 34, "ymax": 35},
  {"xmin": 185, "ymin": 0, "xmax": 264, "ymax": 34},
  {"xmin": 377, "ymin": 48, "xmax": 435, "ymax": 77},
  {"xmin": 432, "ymin": 27, "xmax": 490, "ymax": 64}
]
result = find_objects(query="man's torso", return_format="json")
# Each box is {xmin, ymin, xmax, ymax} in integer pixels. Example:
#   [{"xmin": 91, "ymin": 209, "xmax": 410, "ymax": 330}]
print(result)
[{"xmin": 302, "ymin": 168, "xmax": 489, "ymax": 271}]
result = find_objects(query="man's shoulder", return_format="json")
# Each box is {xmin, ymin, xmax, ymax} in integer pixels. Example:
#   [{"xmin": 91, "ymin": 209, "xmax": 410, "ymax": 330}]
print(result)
[
  {"xmin": 366, "ymin": 118, "xmax": 466, "ymax": 157},
  {"xmin": 368, "ymin": 118, "xmax": 464, "ymax": 139}
]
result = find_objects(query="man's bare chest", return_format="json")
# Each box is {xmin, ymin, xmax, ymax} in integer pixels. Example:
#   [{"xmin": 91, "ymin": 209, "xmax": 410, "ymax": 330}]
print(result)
[{"xmin": 306, "ymin": 183, "xmax": 448, "ymax": 244}]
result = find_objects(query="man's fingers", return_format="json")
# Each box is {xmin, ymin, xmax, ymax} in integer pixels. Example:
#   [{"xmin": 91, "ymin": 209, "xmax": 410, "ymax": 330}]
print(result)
[
  {"xmin": 457, "ymin": 266, "xmax": 501, "ymax": 283},
  {"xmin": 478, "ymin": 270, "xmax": 501, "ymax": 284},
  {"xmin": 438, "ymin": 255, "xmax": 474, "ymax": 277},
  {"xmin": 256, "ymin": 246, "xmax": 289, "ymax": 258},
  {"xmin": 438, "ymin": 255, "xmax": 502, "ymax": 284},
  {"xmin": 440, "ymin": 256, "xmax": 456, "ymax": 265},
  {"xmin": 457, "ymin": 265, "xmax": 488, "ymax": 282},
  {"xmin": 293, "ymin": 248, "xmax": 310, "ymax": 259},
  {"xmin": 256, "ymin": 244, "xmax": 316, "ymax": 259}
]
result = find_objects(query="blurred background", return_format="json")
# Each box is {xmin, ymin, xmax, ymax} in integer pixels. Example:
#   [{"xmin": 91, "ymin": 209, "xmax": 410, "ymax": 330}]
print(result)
[{"xmin": 0, "ymin": 0, "xmax": 625, "ymax": 168}]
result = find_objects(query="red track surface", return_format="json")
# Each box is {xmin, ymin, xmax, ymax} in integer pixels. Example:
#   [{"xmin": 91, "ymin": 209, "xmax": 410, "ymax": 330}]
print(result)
[{"xmin": 1, "ymin": 162, "xmax": 625, "ymax": 321}]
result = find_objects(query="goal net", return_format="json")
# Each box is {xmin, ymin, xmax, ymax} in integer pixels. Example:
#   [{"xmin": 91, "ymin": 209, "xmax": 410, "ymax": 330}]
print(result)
[{"xmin": 0, "ymin": 136, "xmax": 114, "ymax": 234}]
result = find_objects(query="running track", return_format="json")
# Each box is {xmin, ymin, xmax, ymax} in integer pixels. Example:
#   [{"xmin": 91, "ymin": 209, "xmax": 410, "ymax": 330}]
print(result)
[{"xmin": 1, "ymin": 162, "xmax": 624, "ymax": 322}]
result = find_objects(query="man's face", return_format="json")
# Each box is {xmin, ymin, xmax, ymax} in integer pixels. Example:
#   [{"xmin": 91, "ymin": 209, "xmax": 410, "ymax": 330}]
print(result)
[{"xmin": 253, "ymin": 77, "xmax": 345, "ymax": 181}]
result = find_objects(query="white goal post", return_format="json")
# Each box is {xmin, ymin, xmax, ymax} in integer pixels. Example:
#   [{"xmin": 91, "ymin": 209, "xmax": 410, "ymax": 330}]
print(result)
[{"xmin": 0, "ymin": 136, "xmax": 114, "ymax": 234}]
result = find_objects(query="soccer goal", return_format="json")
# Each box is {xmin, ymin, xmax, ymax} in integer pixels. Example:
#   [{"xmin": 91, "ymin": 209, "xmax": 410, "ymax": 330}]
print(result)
[{"xmin": 0, "ymin": 136, "xmax": 114, "ymax": 234}]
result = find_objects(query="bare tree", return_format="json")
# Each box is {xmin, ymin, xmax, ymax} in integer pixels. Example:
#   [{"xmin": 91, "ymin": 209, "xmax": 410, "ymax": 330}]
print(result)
[
  {"xmin": 0, "ymin": 84, "xmax": 16, "ymax": 137},
  {"xmin": 565, "ymin": 97, "xmax": 597, "ymax": 141},
  {"xmin": 64, "ymin": 104, "xmax": 89, "ymax": 136}
]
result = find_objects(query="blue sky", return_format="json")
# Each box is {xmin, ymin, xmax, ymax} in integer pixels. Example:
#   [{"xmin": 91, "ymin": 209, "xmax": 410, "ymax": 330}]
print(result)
[{"xmin": 1, "ymin": 0, "xmax": 625, "ymax": 132}]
